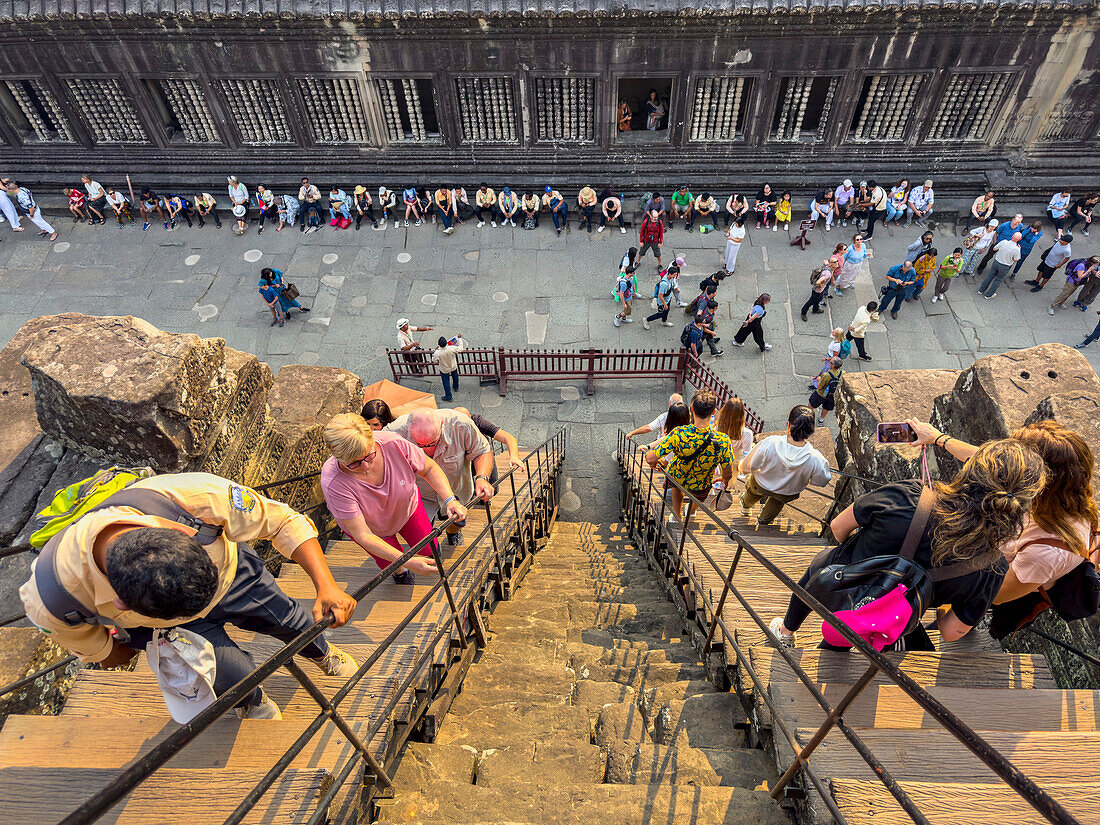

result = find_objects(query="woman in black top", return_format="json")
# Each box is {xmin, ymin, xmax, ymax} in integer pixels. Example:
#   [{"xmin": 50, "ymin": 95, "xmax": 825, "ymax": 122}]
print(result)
[
  {"xmin": 754, "ymin": 183, "xmax": 777, "ymax": 229},
  {"xmin": 771, "ymin": 439, "xmax": 1044, "ymax": 647}
]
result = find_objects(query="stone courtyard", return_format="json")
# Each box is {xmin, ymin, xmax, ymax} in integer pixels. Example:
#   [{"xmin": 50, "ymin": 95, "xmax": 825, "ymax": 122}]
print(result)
[{"xmin": 0, "ymin": 209, "xmax": 1096, "ymax": 522}]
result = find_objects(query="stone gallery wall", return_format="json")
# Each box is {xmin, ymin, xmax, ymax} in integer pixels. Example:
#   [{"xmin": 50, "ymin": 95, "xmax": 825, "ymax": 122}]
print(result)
[{"xmin": 834, "ymin": 343, "xmax": 1100, "ymax": 689}]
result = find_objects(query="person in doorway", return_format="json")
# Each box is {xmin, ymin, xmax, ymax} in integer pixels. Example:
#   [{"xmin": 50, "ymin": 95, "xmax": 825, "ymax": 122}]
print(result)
[
  {"xmin": 321, "ymin": 414, "xmax": 466, "ymax": 587},
  {"xmin": 639, "ymin": 208, "xmax": 664, "ymax": 269},
  {"xmin": 646, "ymin": 390, "xmax": 735, "ymax": 526},
  {"xmin": 617, "ymin": 100, "xmax": 633, "ymax": 131},
  {"xmin": 645, "ymin": 89, "xmax": 666, "ymax": 131},
  {"xmin": 19, "ymin": 472, "xmax": 360, "ymax": 720},
  {"xmin": 930, "ymin": 248, "xmax": 963, "ymax": 304},
  {"xmin": 882, "ymin": 260, "xmax": 918, "ymax": 319},
  {"xmin": 599, "ymin": 188, "xmax": 626, "ymax": 234},
  {"xmin": 391, "ymin": 408, "xmax": 496, "ymax": 546},
  {"xmin": 739, "ymin": 405, "xmax": 831, "ymax": 528},
  {"xmin": 578, "ymin": 185, "xmax": 598, "ymax": 233},
  {"xmin": 431, "ymin": 334, "xmax": 465, "ymax": 402},
  {"xmin": 768, "ymin": 439, "xmax": 1045, "ymax": 649},
  {"xmin": 724, "ymin": 217, "xmax": 746, "ymax": 273},
  {"xmin": 195, "ymin": 192, "xmax": 222, "ymax": 229},
  {"xmin": 732, "ymin": 294, "xmax": 772, "ymax": 352},
  {"xmin": 846, "ymin": 301, "xmax": 879, "ymax": 361},
  {"xmin": 1027, "ymin": 234, "xmax": 1073, "ymax": 292}
]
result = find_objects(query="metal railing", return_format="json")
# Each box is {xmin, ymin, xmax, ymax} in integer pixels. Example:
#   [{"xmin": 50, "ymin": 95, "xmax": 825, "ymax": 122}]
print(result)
[
  {"xmin": 9, "ymin": 428, "xmax": 565, "ymax": 825},
  {"xmin": 388, "ymin": 346, "xmax": 765, "ymax": 433},
  {"xmin": 617, "ymin": 429, "xmax": 1080, "ymax": 825}
]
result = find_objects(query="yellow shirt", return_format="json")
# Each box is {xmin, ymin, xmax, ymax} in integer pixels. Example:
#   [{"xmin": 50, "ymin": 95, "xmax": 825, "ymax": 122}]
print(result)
[
  {"xmin": 19, "ymin": 473, "xmax": 317, "ymax": 662},
  {"xmin": 476, "ymin": 188, "xmax": 496, "ymax": 207}
]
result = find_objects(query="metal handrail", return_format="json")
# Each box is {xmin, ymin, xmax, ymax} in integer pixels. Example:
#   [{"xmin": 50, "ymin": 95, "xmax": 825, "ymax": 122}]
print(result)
[
  {"xmin": 618, "ymin": 429, "xmax": 1081, "ymax": 825},
  {"xmin": 54, "ymin": 428, "xmax": 566, "ymax": 825}
]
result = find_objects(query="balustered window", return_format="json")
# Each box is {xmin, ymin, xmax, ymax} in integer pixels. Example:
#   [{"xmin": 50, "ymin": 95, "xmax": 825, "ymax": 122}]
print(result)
[
  {"xmin": 216, "ymin": 79, "xmax": 293, "ymax": 145},
  {"xmin": 688, "ymin": 77, "xmax": 753, "ymax": 142},
  {"xmin": 848, "ymin": 74, "xmax": 926, "ymax": 142},
  {"xmin": 534, "ymin": 77, "xmax": 595, "ymax": 143},
  {"xmin": 142, "ymin": 79, "xmax": 220, "ymax": 144},
  {"xmin": 296, "ymin": 78, "xmax": 370, "ymax": 144},
  {"xmin": 375, "ymin": 78, "xmax": 440, "ymax": 143},
  {"xmin": 454, "ymin": 76, "xmax": 517, "ymax": 143},
  {"xmin": 64, "ymin": 78, "xmax": 148, "ymax": 144},
  {"xmin": 927, "ymin": 73, "xmax": 1013, "ymax": 141},
  {"xmin": 0, "ymin": 79, "xmax": 75, "ymax": 143},
  {"xmin": 771, "ymin": 76, "xmax": 838, "ymax": 142}
]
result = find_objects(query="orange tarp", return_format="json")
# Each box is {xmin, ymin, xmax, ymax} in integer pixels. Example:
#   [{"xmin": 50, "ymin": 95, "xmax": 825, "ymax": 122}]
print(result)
[{"xmin": 362, "ymin": 379, "xmax": 438, "ymax": 417}]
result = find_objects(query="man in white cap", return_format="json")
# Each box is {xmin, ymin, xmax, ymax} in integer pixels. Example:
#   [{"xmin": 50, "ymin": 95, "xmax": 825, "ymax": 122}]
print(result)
[
  {"xmin": 397, "ymin": 318, "xmax": 433, "ymax": 375},
  {"xmin": 906, "ymin": 180, "xmax": 934, "ymax": 226},
  {"xmin": 833, "ymin": 179, "xmax": 856, "ymax": 227},
  {"xmin": 227, "ymin": 176, "xmax": 248, "ymax": 235}
]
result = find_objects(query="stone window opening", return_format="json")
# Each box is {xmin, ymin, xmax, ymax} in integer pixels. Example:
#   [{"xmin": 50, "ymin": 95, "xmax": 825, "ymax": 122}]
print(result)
[
  {"xmin": 927, "ymin": 73, "xmax": 1013, "ymax": 142},
  {"xmin": 617, "ymin": 77, "xmax": 673, "ymax": 144},
  {"xmin": 142, "ymin": 79, "xmax": 220, "ymax": 144},
  {"xmin": 296, "ymin": 77, "xmax": 370, "ymax": 144},
  {"xmin": 215, "ymin": 78, "xmax": 293, "ymax": 146},
  {"xmin": 771, "ymin": 76, "xmax": 838, "ymax": 143},
  {"xmin": 376, "ymin": 78, "xmax": 440, "ymax": 143},
  {"xmin": 0, "ymin": 79, "xmax": 75, "ymax": 144},
  {"xmin": 689, "ymin": 76, "xmax": 753, "ymax": 142},
  {"xmin": 848, "ymin": 73, "xmax": 925, "ymax": 142},
  {"xmin": 454, "ymin": 76, "xmax": 517, "ymax": 144}
]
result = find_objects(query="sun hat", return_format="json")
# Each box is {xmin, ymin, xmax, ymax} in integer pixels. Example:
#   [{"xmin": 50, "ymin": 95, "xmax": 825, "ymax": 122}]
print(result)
[
  {"xmin": 396, "ymin": 318, "xmax": 410, "ymax": 329},
  {"xmin": 987, "ymin": 219, "xmax": 998, "ymax": 227},
  {"xmin": 146, "ymin": 628, "xmax": 217, "ymax": 724},
  {"xmin": 354, "ymin": 185, "xmax": 366, "ymax": 195},
  {"xmin": 232, "ymin": 204, "xmax": 246, "ymax": 218}
]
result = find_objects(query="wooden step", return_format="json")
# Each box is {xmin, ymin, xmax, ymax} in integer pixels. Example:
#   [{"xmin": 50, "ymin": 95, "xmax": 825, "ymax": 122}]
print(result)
[
  {"xmin": 830, "ymin": 779, "xmax": 1100, "ymax": 825},
  {"xmin": 0, "ymin": 715, "xmax": 358, "ymax": 770},
  {"xmin": 771, "ymin": 684, "xmax": 1100, "ymax": 732},
  {"xmin": 749, "ymin": 649, "xmax": 1056, "ymax": 691},
  {"xmin": 0, "ymin": 767, "xmax": 331, "ymax": 825},
  {"xmin": 61, "ymin": 669, "xmax": 408, "ymax": 723},
  {"xmin": 800, "ymin": 728, "xmax": 1100, "ymax": 783}
]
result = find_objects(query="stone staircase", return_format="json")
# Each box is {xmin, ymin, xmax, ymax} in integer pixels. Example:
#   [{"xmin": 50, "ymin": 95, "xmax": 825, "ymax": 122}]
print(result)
[{"xmin": 373, "ymin": 521, "xmax": 789, "ymax": 825}]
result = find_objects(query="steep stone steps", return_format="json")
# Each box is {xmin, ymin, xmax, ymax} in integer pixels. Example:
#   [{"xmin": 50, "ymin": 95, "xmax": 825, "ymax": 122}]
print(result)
[{"xmin": 374, "ymin": 520, "xmax": 786, "ymax": 825}]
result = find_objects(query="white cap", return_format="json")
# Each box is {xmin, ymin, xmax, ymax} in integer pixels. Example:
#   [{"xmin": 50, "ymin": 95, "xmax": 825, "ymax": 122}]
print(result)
[
  {"xmin": 924, "ymin": 179, "xmax": 933, "ymax": 187},
  {"xmin": 843, "ymin": 179, "xmax": 852, "ymax": 187},
  {"xmin": 227, "ymin": 176, "xmax": 238, "ymax": 184},
  {"xmin": 988, "ymin": 219, "xmax": 999, "ymax": 227},
  {"xmin": 396, "ymin": 318, "xmax": 410, "ymax": 329},
  {"xmin": 146, "ymin": 628, "xmax": 216, "ymax": 724},
  {"xmin": 378, "ymin": 186, "xmax": 386, "ymax": 196}
]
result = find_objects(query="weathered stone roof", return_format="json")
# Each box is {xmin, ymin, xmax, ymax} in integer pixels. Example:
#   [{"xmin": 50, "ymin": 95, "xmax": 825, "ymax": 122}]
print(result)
[{"xmin": 0, "ymin": 0, "xmax": 1092, "ymax": 20}]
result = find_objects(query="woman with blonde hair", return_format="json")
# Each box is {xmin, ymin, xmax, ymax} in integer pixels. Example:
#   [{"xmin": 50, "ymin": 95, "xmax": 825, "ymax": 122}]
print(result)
[
  {"xmin": 715, "ymin": 397, "xmax": 753, "ymax": 463},
  {"xmin": 320, "ymin": 413, "xmax": 467, "ymax": 585},
  {"xmin": 909, "ymin": 419, "xmax": 1099, "ymax": 608},
  {"xmin": 771, "ymin": 438, "xmax": 1045, "ymax": 647}
]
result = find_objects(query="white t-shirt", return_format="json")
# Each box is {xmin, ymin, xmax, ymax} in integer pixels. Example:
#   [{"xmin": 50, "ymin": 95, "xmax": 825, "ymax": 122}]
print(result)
[
  {"xmin": 1045, "ymin": 244, "xmax": 1072, "ymax": 269},
  {"xmin": 105, "ymin": 191, "xmax": 127, "ymax": 207},
  {"xmin": 646, "ymin": 411, "xmax": 668, "ymax": 433},
  {"xmin": 993, "ymin": 239, "xmax": 1021, "ymax": 266},
  {"xmin": 84, "ymin": 180, "xmax": 106, "ymax": 200}
]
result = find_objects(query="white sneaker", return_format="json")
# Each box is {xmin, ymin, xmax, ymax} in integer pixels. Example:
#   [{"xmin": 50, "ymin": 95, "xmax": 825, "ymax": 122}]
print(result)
[
  {"xmin": 236, "ymin": 689, "xmax": 282, "ymax": 720},
  {"xmin": 826, "ymin": 225, "xmax": 832, "ymax": 231},
  {"xmin": 661, "ymin": 321, "xmax": 674, "ymax": 327},
  {"xmin": 311, "ymin": 645, "xmax": 358, "ymax": 678},
  {"xmin": 769, "ymin": 617, "xmax": 795, "ymax": 648},
  {"xmin": 491, "ymin": 221, "xmax": 497, "ymax": 227},
  {"xmin": 477, "ymin": 221, "xmax": 484, "ymax": 227},
  {"xmin": 620, "ymin": 227, "xmax": 627, "ymax": 234},
  {"xmin": 772, "ymin": 225, "xmax": 777, "ymax": 231},
  {"xmin": 1049, "ymin": 306, "xmax": 1056, "ymax": 316},
  {"xmin": 444, "ymin": 226, "xmax": 454, "ymax": 234},
  {"xmin": 642, "ymin": 319, "xmax": 650, "ymax": 330},
  {"xmin": 403, "ymin": 219, "xmax": 409, "ymax": 227},
  {"xmin": 597, "ymin": 226, "xmax": 605, "ymax": 233},
  {"xmin": 614, "ymin": 316, "xmax": 621, "ymax": 327},
  {"xmin": 622, "ymin": 317, "xmax": 634, "ymax": 323},
  {"xmin": 677, "ymin": 300, "xmax": 689, "ymax": 307},
  {"xmin": 763, "ymin": 343, "xmax": 772, "ymax": 350},
  {"xmin": 415, "ymin": 219, "xmax": 422, "ymax": 226},
  {"xmin": 930, "ymin": 295, "xmax": 938, "ymax": 303},
  {"xmin": 510, "ymin": 219, "xmax": 516, "ymax": 227},
  {"xmin": 842, "ymin": 220, "xmax": 848, "ymax": 227}
]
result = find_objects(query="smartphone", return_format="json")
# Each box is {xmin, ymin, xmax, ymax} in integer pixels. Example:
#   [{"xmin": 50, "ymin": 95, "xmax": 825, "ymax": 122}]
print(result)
[{"xmin": 877, "ymin": 422, "xmax": 917, "ymax": 444}]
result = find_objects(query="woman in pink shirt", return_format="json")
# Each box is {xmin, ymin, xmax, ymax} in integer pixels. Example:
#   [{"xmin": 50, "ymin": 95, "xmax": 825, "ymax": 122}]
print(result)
[
  {"xmin": 321, "ymin": 414, "xmax": 467, "ymax": 584},
  {"xmin": 909, "ymin": 418, "xmax": 1098, "ymax": 606}
]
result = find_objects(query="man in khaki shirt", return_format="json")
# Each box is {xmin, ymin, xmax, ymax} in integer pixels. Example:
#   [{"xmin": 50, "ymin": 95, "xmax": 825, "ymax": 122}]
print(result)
[
  {"xmin": 475, "ymin": 184, "xmax": 497, "ymax": 227},
  {"xmin": 392, "ymin": 409, "xmax": 494, "ymax": 545},
  {"xmin": 578, "ymin": 185, "xmax": 598, "ymax": 233},
  {"xmin": 20, "ymin": 472, "xmax": 358, "ymax": 719}
]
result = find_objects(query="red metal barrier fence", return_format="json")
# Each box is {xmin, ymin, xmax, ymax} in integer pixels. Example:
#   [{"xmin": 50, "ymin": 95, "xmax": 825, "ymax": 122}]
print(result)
[{"xmin": 387, "ymin": 347, "xmax": 763, "ymax": 432}]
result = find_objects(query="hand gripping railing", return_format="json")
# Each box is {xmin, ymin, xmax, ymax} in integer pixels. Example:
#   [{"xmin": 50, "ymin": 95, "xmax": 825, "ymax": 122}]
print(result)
[
  {"xmin": 49, "ymin": 428, "xmax": 566, "ymax": 825},
  {"xmin": 617, "ymin": 430, "xmax": 1081, "ymax": 825}
]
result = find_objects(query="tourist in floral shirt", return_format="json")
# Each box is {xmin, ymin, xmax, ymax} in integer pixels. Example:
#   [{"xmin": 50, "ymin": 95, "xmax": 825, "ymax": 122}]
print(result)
[{"xmin": 646, "ymin": 390, "xmax": 734, "ymax": 526}]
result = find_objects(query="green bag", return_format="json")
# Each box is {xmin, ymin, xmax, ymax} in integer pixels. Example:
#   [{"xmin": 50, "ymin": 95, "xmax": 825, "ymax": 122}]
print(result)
[{"xmin": 30, "ymin": 466, "xmax": 155, "ymax": 548}]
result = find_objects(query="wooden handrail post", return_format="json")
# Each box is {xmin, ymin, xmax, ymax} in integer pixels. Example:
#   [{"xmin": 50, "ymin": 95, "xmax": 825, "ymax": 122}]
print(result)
[
  {"xmin": 587, "ymin": 349, "xmax": 597, "ymax": 396},
  {"xmin": 498, "ymin": 347, "xmax": 507, "ymax": 397}
]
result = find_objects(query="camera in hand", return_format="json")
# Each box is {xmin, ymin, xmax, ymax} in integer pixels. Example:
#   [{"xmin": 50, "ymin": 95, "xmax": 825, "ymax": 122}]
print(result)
[{"xmin": 877, "ymin": 422, "xmax": 917, "ymax": 444}]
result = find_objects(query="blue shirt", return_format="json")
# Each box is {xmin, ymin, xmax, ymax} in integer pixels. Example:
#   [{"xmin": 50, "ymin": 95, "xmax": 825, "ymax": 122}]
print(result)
[
  {"xmin": 686, "ymin": 325, "xmax": 705, "ymax": 353},
  {"xmin": 1018, "ymin": 227, "xmax": 1043, "ymax": 256},
  {"xmin": 886, "ymin": 264, "xmax": 916, "ymax": 288},
  {"xmin": 996, "ymin": 221, "xmax": 1023, "ymax": 243},
  {"xmin": 259, "ymin": 285, "xmax": 280, "ymax": 304},
  {"xmin": 258, "ymin": 269, "xmax": 284, "ymax": 289},
  {"xmin": 844, "ymin": 246, "xmax": 868, "ymax": 265}
]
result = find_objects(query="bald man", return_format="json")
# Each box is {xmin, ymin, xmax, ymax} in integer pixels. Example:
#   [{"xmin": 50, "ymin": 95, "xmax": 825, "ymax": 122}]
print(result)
[{"xmin": 392, "ymin": 409, "xmax": 494, "ymax": 545}]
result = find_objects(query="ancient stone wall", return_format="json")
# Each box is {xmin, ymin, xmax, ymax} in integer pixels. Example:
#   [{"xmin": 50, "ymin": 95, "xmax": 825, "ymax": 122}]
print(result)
[{"xmin": 835, "ymin": 343, "xmax": 1100, "ymax": 689}]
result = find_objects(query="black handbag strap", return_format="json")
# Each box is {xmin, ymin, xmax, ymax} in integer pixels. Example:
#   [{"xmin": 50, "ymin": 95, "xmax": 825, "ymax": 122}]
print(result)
[{"xmin": 899, "ymin": 487, "xmax": 934, "ymax": 563}]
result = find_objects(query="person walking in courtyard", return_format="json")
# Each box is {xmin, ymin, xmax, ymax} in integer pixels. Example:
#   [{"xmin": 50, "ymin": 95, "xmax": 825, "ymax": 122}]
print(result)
[
  {"xmin": 976, "ymin": 213, "xmax": 1023, "ymax": 278},
  {"xmin": 835, "ymin": 233, "xmax": 868, "ymax": 293},
  {"xmin": 739, "ymin": 405, "xmax": 830, "ymax": 528},
  {"xmin": 724, "ymin": 217, "xmax": 745, "ymax": 273},
  {"xmin": 930, "ymin": 247, "xmax": 963, "ymax": 304},
  {"xmin": 1013, "ymin": 220, "xmax": 1044, "ymax": 277},
  {"xmin": 905, "ymin": 229, "xmax": 934, "ymax": 263},
  {"xmin": 809, "ymin": 356, "xmax": 844, "ymax": 424},
  {"xmin": 801, "ymin": 263, "xmax": 833, "ymax": 321},
  {"xmin": 847, "ymin": 301, "xmax": 879, "ymax": 361},
  {"xmin": 978, "ymin": 232, "xmax": 1022, "ymax": 299},
  {"xmin": 639, "ymin": 208, "xmax": 664, "ymax": 269},
  {"xmin": 1075, "ymin": 310, "xmax": 1100, "ymax": 349},
  {"xmin": 1050, "ymin": 257, "xmax": 1100, "ymax": 314},
  {"xmin": 882, "ymin": 259, "xmax": 918, "ymax": 319},
  {"xmin": 1027, "ymin": 234, "xmax": 1073, "ymax": 292},
  {"xmin": 431, "ymin": 333, "xmax": 465, "ymax": 402},
  {"xmin": 260, "ymin": 277, "xmax": 286, "ymax": 328},
  {"xmin": 259, "ymin": 268, "xmax": 309, "ymax": 317},
  {"xmin": 0, "ymin": 179, "xmax": 23, "ymax": 233},
  {"xmin": 643, "ymin": 267, "xmax": 676, "ymax": 330},
  {"xmin": 5, "ymin": 180, "xmax": 57, "ymax": 240},
  {"xmin": 733, "ymin": 294, "xmax": 772, "ymax": 352},
  {"xmin": 614, "ymin": 261, "xmax": 636, "ymax": 328}
]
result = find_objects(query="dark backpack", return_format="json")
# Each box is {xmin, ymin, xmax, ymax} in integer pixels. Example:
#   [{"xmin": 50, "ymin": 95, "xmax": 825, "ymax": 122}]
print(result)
[
  {"xmin": 804, "ymin": 488, "xmax": 983, "ymax": 645},
  {"xmin": 680, "ymin": 324, "xmax": 694, "ymax": 349}
]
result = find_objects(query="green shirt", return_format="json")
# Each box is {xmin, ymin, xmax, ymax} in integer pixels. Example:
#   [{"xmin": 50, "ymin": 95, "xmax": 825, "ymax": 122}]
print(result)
[
  {"xmin": 937, "ymin": 258, "xmax": 962, "ymax": 279},
  {"xmin": 671, "ymin": 190, "xmax": 694, "ymax": 207},
  {"xmin": 655, "ymin": 425, "xmax": 734, "ymax": 494}
]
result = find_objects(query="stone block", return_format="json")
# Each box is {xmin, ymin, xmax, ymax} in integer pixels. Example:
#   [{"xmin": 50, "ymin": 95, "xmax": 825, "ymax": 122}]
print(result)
[
  {"xmin": 651, "ymin": 694, "xmax": 748, "ymax": 750},
  {"xmin": 835, "ymin": 368, "xmax": 959, "ymax": 485},
  {"xmin": 0, "ymin": 627, "xmax": 81, "ymax": 724},
  {"xmin": 0, "ymin": 434, "xmax": 63, "ymax": 546},
  {"xmin": 594, "ymin": 702, "xmax": 648, "ymax": 747},
  {"xmin": 390, "ymin": 742, "xmax": 477, "ymax": 787},
  {"xmin": 193, "ymin": 347, "xmax": 274, "ymax": 483},
  {"xmin": 1025, "ymin": 391, "xmax": 1100, "ymax": 502},
  {"xmin": 476, "ymin": 740, "xmax": 605, "ymax": 788},
  {"xmin": 20, "ymin": 315, "xmax": 231, "ymax": 471},
  {"xmin": 570, "ymin": 678, "xmax": 635, "ymax": 715}
]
